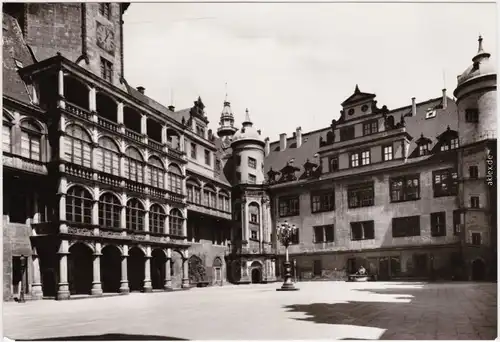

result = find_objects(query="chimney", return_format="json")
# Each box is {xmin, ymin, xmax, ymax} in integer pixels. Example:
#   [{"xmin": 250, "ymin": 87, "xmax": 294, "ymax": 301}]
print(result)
[
  {"xmin": 279, "ymin": 133, "xmax": 287, "ymax": 151},
  {"xmin": 442, "ymin": 89, "xmax": 447, "ymax": 109},
  {"xmin": 137, "ymin": 86, "xmax": 145, "ymax": 94},
  {"xmin": 296, "ymin": 126, "xmax": 302, "ymax": 148},
  {"xmin": 411, "ymin": 97, "xmax": 417, "ymax": 117},
  {"xmin": 265, "ymin": 137, "xmax": 270, "ymax": 156},
  {"xmin": 168, "ymin": 105, "xmax": 175, "ymax": 111}
]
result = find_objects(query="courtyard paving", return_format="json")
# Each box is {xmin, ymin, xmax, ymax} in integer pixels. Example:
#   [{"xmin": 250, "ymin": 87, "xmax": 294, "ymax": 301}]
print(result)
[{"xmin": 3, "ymin": 281, "xmax": 497, "ymax": 340}]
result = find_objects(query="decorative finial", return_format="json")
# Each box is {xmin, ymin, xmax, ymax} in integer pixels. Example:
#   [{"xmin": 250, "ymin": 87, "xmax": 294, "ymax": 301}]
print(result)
[
  {"xmin": 354, "ymin": 84, "xmax": 360, "ymax": 93},
  {"xmin": 478, "ymin": 35, "xmax": 484, "ymax": 53},
  {"xmin": 224, "ymin": 82, "xmax": 228, "ymax": 103},
  {"xmin": 473, "ymin": 35, "xmax": 490, "ymax": 62},
  {"xmin": 244, "ymin": 108, "xmax": 251, "ymax": 123}
]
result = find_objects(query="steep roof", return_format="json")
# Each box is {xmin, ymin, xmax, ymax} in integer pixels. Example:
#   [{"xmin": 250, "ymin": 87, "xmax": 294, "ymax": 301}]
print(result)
[
  {"xmin": 264, "ymin": 94, "xmax": 458, "ymax": 177},
  {"xmin": 3, "ymin": 13, "xmax": 36, "ymax": 104}
]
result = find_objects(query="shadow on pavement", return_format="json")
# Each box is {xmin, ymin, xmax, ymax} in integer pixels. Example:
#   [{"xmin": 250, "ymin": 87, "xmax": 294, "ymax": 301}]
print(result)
[
  {"xmin": 283, "ymin": 284, "xmax": 497, "ymax": 340},
  {"xmin": 20, "ymin": 334, "xmax": 188, "ymax": 341}
]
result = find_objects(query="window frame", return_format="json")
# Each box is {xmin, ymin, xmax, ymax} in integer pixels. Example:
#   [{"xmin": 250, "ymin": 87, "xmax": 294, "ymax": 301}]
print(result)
[
  {"xmin": 66, "ymin": 186, "xmax": 93, "ymax": 224},
  {"xmin": 382, "ymin": 144, "xmax": 393, "ymax": 161},
  {"xmin": 190, "ymin": 142, "xmax": 197, "ymax": 159},
  {"xmin": 98, "ymin": 193, "xmax": 121, "ymax": 228},
  {"xmin": 100, "ymin": 57, "xmax": 113, "ymax": 83},
  {"xmin": 465, "ymin": 108, "xmax": 479, "ymax": 123},
  {"xmin": 149, "ymin": 204, "xmax": 166, "ymax": 234},
  {"xmin": 389, "ymin": 174, "xmax": 420, "ymax": 202},
  {"xmin": 248, "ymin": 157, "xmax": 257, "ymax": 169},
  {"xmin": 392, "ymin": 215, "xmax": 420, "ymax": 237},
  {"xmin": 432, "ymin": 169, "xmax": 458, "ymax": 197},
  {"xmin": 430, "ymin": 211, "xmax": 446, "ymax": 237},
  {"xmin": 350, "ymin": 220, "xmax": 375, "ymax": 241},
  {"xmin": 204, "ymin": 149, "xmax": 211, "ymax": 166},
  {"xmin": 470, "ymin": 196, "xmax": 480, "ymax": 208},
  {"xmin": 313, "ymin": 224, "xmax": 334, "ymax": 243},
  {"xmin": 99, "ymin": 3, "xmax": 111, "ymax": 19},
  {"xmin": 248, "ymin": 173, "xmax": 256, "ymax": 184},
  {"xmin": 469, "ymin": 165, "xmax": 479, "ymax": 179},
  {"xmin": 278, "ymin": 196, "xmax": 300, "ymax": 217},
  {"xmin": 329, "ymin": 155, "xmax": 339, "ymax": 172},
  {"xmin": 362, "ymin": 119, "xmax": 378, "ymax": 136},
  {"xmin": 347, "ymin": 182, "xmax": 374, "ymax": 209},
  {"xmin": 310, "ymin": 190, "xmax": 335, "ymax": 213},
  {"xmin": 339, "ymin": 126, "xmax": 355, "ymax": 141}
]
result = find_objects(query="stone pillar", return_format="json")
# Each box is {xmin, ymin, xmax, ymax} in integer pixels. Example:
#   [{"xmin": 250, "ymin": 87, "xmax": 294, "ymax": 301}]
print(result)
[
  {"xmin": 143, "ymin": 246, "xmax": 152, "ymax": 292},
  {"xmin": 164, "ymin": 211, "xmax": 169, "ymax": 235},
  {"xmin": 92, "ymin": 242, "xmax": 103, "ymax": 296},
  {"xmin": 181, "ymin": 251, "xmax": 190, "ymax": 289},
  {"xmin": 242, "ymin": 201, "xmax": 248, "ymax": 241},
  {"xmin": 56, "ymin": 240, "xmax": 70, "ymax": 300},
  {"xmin": 164, "ymin": 248, "xmax": 172, "ymax": 290},
  {"xmin": 58, "ymin": 177, "xmax": 67, "ymax": 234},
  {"xmin": 31, "ymin": 248, "xmax": 43, "ymax": 300},
  {"xmin": 33, "ymin": 192, "xmax": 40, "ymax": 224},
  {"xmin": 144, "ymin": 198, "xmax": 150, "ymax": 232},
  {"xmin": 89, "ymin": 86, "xmax": 96, "ymax": 113},
  {"xmin": 161, "ymin": 125, "xmax": 167, "ymax": 145},
  {"xmin": 117, "ymin": 103, "xmax": 125, "ymax": 134},
  {"xmin": 92, "ymin": 186, "xmax": 99, "ymax": 226},
  {"xmin": 120, "ymin": 193, "xmax": 127, "ymax": 230},
  {"xmin": 120, "ymin": 245, "xmax": 129, "ymax": 294},
  {"xmin": 58, "ymin": 69, "xmax": 65, "ymax": 110}
]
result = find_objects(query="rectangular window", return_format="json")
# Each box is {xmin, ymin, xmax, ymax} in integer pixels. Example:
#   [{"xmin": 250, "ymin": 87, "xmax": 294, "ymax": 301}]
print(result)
[
  {"xmin": 441, "ymin": 138, "xmax": 459, "ymax": 151},
  {"xmin": 350, "ymin": 221, "xmax": 375, "ymax": 240},
  {"xmin": 100, "ymin": 57, "xmax": 113, "ymax": 83},
  {"xmin": 340, "ymin": 126, "xmax": 355, "ymax": 141},
  {"xmin": 314, "ymin": 224, "xmax": 334, "ymax": 243},
  {"xmin": 194, "ymin": 188, "xmax": 201, "ymax": 204},
  {"xmin": 3, "ymin": 125, "xmax": 11, "ymax": 152},
  {"xmin": 204, "ymin": 149, "xmax": 211, "ymax": 166},
  {"xmin": 250, "ymin": 213, "xmax": 258, "ymax": 223},
  {"xmin": 190, "ymin": 143, "xmax": 197, "ymax": 159},
  {"xmin": 250, "ymin": 230, "xmax": 258, "ymax": 240},
  {"xmin": 390, "ymin": 174, "xmax": 420, "ymax": 202},
  {"xmin": 361, "ymin": 150, "xmax": 371, "ymax": 165},
  {"xmin": 290, "ymin": 229, "xmax": 299, "ymax": 245},
  {"xmin": 348, "ymin": 182, "xmax": 374, "ymax": 208},
  {"xmin": 430, "ymin": 212, "xmax": 446, "ymax": 237},
  {"xmin": 469, "ymin": 165, "xmax": 479, "ymax": 179},
  {"xmin": 383, "ymin": 144, "xmax": 393, "ymax": 161},
  {"xmin": 278, "ymin": 196, "xmax": 299, "ymax": 217},
  {"xmin": 470, "ymin": 196, "xmax": 480, "ymax": 208},
  {"xmin": 311, "ymin": 190, "xmax": 334, "ymax": 213},
  {"xmin": 471, "ymin": 232, "xmax": 481, "ymax": 245},
  {"xmin": 465, "ymin": 109, "xmax": 479, "ymax": 123},
  {"xmin": 392, "ymin": 216, "xmax": 420, "ymax": 237},
  {"xmin": 248, "ymin": 174, "xmax": 256, "ymax": 184},
  {"xmin": 363, "ymin": 120, "xmax": 378, "ymax": 136},
  {"xmin": 248, "ymin": 157, "xmax": 257, "ymax": 169},
  {"xmin": 433, "ymin": 169, "xmax": 458, "ymax": 197},
  {"xmin": 453, "ymin": 210, "xmax": 461, "ymax": 236},
  {"xmin": 419, "ymin": 144, "xmax": 429, "ymax": 156},
  {"xmin": 329, "ymin": 156, "xmax": 339, "ymax": 172},
  {"xmin": 350, "ymin": 153, "xmax": 359, "ymax": 167}
]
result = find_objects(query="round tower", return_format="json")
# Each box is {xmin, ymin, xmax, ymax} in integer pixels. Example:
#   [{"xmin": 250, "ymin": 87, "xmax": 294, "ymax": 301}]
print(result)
[
  {"xmin": 454, "ymin": 36, "xmax": 497, "ymax": 145},
  {"xmin": 217, "ymin": 95, "xmax": 238, "ymax": 141},
  {"xmin": 230, "ymin": 109, "xmax": 265, "ymax": 185}
]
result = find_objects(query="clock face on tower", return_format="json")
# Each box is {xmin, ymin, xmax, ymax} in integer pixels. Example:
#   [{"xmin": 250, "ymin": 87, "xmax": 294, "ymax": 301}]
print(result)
[{"xmin": 96, "ymin": 21, "xmax": 115, "ymax": 55}]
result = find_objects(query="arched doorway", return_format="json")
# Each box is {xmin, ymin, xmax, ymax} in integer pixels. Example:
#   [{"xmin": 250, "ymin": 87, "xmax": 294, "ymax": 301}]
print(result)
[
  {"xmin": 101, "ymin": 245, "xmax": 122, "ymax": 293},
  {"xmin": 213, "ymin": 257, "xmax": 223, "ymax": 285},
  {"xmin": 151, "ymin": 249, "xmax": 166, "ymax": 290},
  {"xmin": 128, "ymin": 247, "xmax": 145, "ymax": 292},
  {"xmin": 68, "ymin": 243, "xmax": 93, "ymax": 295},
  {"xmin": 189, "ymin": 255, "xmax": 205, "ymax": 284},
  {"xmin": 250, "ymin": 261, "xmax": 262, "ymax": 284},
  {"xmin": 472, "ymin": 259, "xmax": 486, "ymax": 281}
]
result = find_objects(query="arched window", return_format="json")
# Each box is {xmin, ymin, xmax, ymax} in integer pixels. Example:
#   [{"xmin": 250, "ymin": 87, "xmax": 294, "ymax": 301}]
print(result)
[
  {"xmin": 126, "ymin": 198, "xmax": 144, "ymax": 231},
  {"xmin": 149, "ymin": 204, "xmax": 166, "ymax": 234},
  {"xmin": 168, "ymin": 164, "xmax": 183, "ymax": 194},
  {"xmin": 124, "ymin": 147, "xmax": 144, "ymax": 183},
  {"xmin": 186, "ymin": 179, "xmax": 201, "ymax": 204},
  {"xmin": 66, "ymin": 186, "xmax": 93, "ymax": 224},
  {"xmin": 96, "ymin": 137, "xmax": 120, "ymax": 175},
  {"xmin": 147, "ymin": 156, "xmax": 164, "ymax": 189},
  {"xmin": 99, "ymin": 193, "xmax": 121, "ymax": 228},
  {"xmin": 169, "ymin": 208, "xmax": 183, "ymax": 236},
  {"xmin": 203, "ymin": 185, "xmax": 216, "ymax": 208},
  {"xmin": 218, "ymin": 191, "xmax": 230, "ymax": 212},
  {"xmin": 20, "ymin": 120, "xmax": 42, "ymax": 161},
  {"xmin": 65, "ymin": 125, "xmax": 92, "ymax": 167}
]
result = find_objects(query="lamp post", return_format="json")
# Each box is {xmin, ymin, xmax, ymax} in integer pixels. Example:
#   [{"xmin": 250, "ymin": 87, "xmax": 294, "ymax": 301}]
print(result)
[
  {"xmin": 19, "ymin": 255, "xmax": 27, "ymax": 303},
  {"xmin": 276, "ymin": 221, "xmax": 299, "ymax": 291}
]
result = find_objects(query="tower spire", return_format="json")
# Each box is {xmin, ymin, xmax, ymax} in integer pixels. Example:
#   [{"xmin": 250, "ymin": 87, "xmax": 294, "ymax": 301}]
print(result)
[
  {"xmin": 243, "ymin": 108, "xmax": 252, "ymax": 126},
  {"xmin": 473, "ymin": 35, "xmax": 491, "ymax": 62}
]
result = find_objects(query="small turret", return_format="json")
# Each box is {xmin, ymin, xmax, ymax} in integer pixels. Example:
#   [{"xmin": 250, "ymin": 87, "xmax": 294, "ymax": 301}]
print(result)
[{"xmin": 217, "ymin": 93, "xmax": 238, "ymax": 139}]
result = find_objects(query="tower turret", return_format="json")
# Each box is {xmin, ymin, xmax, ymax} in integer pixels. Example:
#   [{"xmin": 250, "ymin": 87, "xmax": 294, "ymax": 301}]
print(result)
[
  {"xmin": 454, "ymin": 36, "xmax": 497, "ymax": 145},
  {"xmin": 217, "ymin": 94, "xmax": 238, "ymax": 140}
]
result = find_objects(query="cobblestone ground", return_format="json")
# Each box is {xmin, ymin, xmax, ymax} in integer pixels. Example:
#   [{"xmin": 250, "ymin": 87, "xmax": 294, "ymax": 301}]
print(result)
[{"xmin": 3, "ymin": 282, "xmax": 497, "ymax": 340}]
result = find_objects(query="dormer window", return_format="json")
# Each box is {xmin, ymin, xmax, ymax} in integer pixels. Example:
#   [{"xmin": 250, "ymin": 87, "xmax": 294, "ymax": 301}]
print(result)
[
  {"xmin": 196, "ymin": 125, "xmax": 205, "ymax": 138},
  {"xmin": 419, "ymin": 144, "xmax": 429, "ymax": 156},
  {"xmin": 441, "ymin": 138, "xmax": 459, "ymax": 151},
  {"xmin": 425, "ymin": 108, "xmax": 437, "ymax": 119}
]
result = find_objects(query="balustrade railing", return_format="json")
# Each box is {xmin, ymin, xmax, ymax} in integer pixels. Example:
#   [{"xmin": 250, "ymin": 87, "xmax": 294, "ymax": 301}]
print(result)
[
  {"xmin": 125, "ymin": 128, "xmax": 143, "ymax": 143},
  {"xmin": 148, "ymin": 186, "xmax": 167, "ymax": 199},
  {"xmin": 125, "ymin": 179, "xmax": 146, "ymax": 193},
  {"xmin": 66, "ymin": 102, "xmax": 92, "ymax": 120},
  {"xmin": 3, "ymin": 152, "xmax": 47, "ymax": 174},
  {"xmin": 148, "ymin": 139, "xmax": 163, "ymax": 152},
  {"xmin": 97, "ymin": 116, "xmax": 119, "ymax": 132},
  {"xmin": 97, "ymin": 171, "xmax": 122, "ymax": 187},
  {"xmin": 166, "ymin": 145, "xmax": 185, "ymax": 161},
  {"xmin": 65, "ymin": 163, "xmax": 93, "ymax": 180},
  {"xmin": 166, "ymin": 190, "xmax": 185, "ymax": 203}
]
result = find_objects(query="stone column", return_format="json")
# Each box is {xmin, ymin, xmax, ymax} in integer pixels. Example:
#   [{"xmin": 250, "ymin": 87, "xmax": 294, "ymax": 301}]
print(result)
[
  {"xmin": 92, "ymin": 185, "xmax": 99, "ymax": 226},
  {"xmin": 58, "ymin": 69, "xmax": 65, "ymax": 110},
  {"xmin": 92, "ymin": 242, "xmax": 103, "ymax": 296},
  {"xmin": 120, "ymin": 193, "xmax": 127, "ymax": 230},
  {"xmin": 117, "ymin": 102, "xmax": 125, "ymax": 134},
  {"xmin": 56, "ymin": 239, "xmax": 70, "ymax": 300},
  {"xmin": 58, "ymin": 177, "xmax": 68, "ymax": 234},
  {"xmin": 143, "ymin": 246, "xmax": 152, "ymax": 292},
  {"xmin": 181, "ymin": 251, "xmax": 190, "ymax": 289},
  {"xmin": 119, "ymin": 245, "xmax": 129, "ymax": 294},
  {"xmin": 31, "ymin": 248, "xmax": 43, "ymax": 300},
  {"xmin": 164, "ymin": 248, "xmax": 172, "ymax": 290},
  {"xmin": 144, "ymin": 198, "xmax": 150, "ymax": 233},
  {"xmin": 242, "ymin": 201, "xmax": 248, "ymax": 241},
  {"xmin": 182, "ymin": 208, "xmax": 188, "ymax": 241},
  {"xmin": 141, "ymin": 115, "xmax": 148, "ymax": 144},
  {"xmin": 32, "ymin": 192, "xmax": 40, "ymax": 224},
  {"xmin": 89, "ymin": 86, "xmax": 96, "ymax": 113}
]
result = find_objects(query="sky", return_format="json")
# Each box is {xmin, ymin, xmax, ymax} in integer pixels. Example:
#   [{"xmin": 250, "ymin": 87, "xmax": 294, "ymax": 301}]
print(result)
[{"xmin": 122, "ymin": 2, "xmax": 497, "ymax": 142}]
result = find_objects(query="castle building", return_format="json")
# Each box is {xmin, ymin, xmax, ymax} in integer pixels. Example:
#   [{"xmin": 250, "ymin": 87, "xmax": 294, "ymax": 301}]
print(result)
[{"xmin": 2, "ymin": 3, "xmax": 496, "ymax": 301}]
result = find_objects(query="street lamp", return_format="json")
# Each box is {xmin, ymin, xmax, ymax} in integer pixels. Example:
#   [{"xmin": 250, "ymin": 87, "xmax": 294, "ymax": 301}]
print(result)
[{"xmin": 276, "ymin": 221, "xmax": 299, "ymax": 291}]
